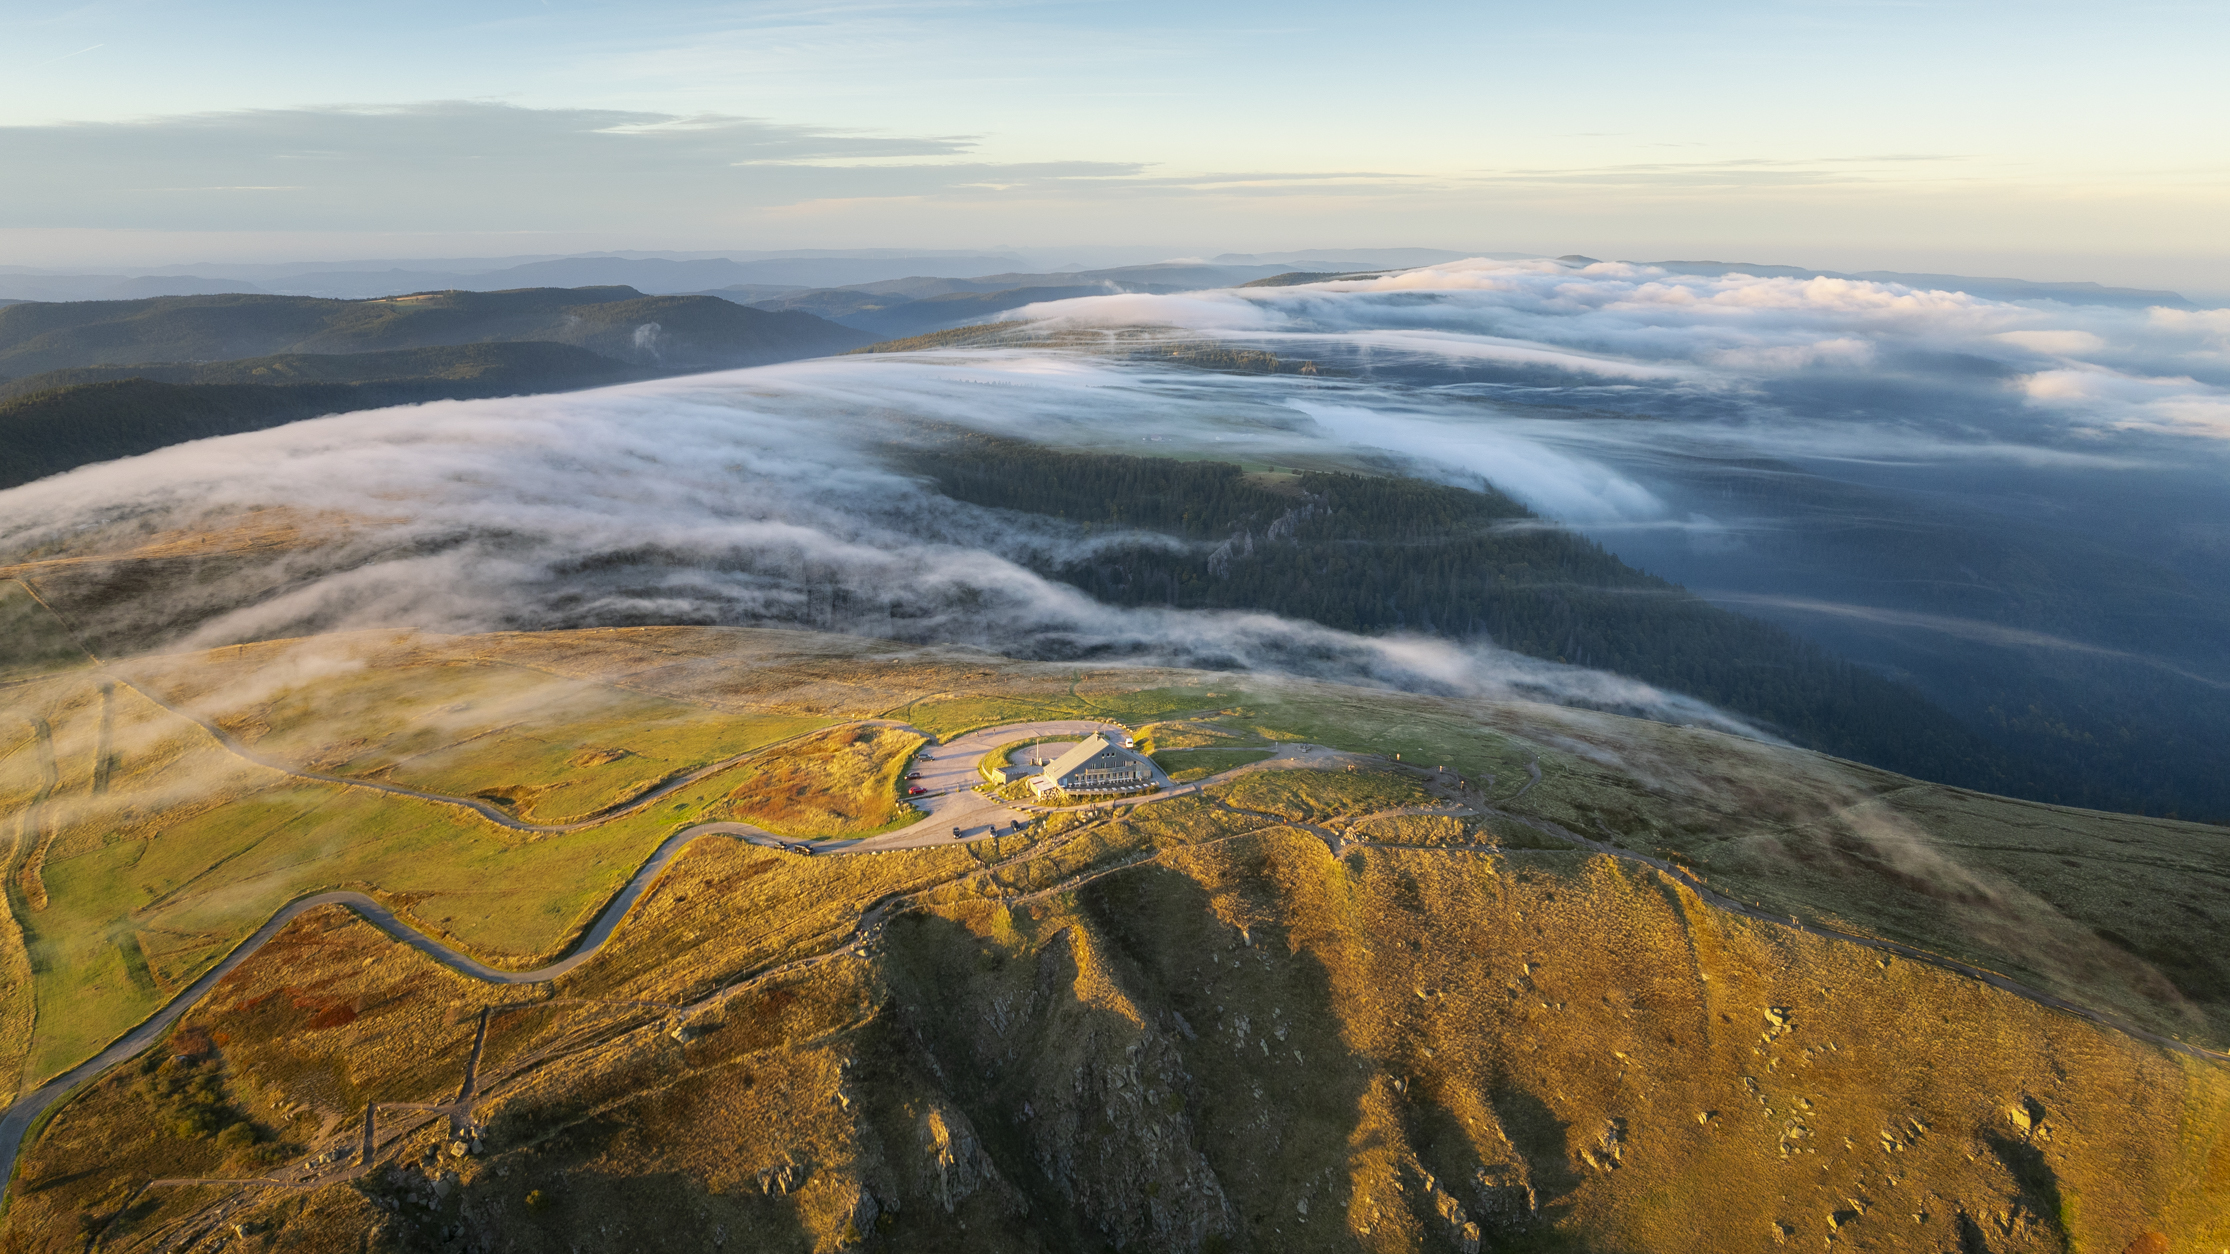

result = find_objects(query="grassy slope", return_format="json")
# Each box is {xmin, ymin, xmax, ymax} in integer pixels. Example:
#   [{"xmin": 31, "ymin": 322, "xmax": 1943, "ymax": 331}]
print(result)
[
  {"xmin": 711, "ymin": 724, "xmax": 927, "ymax": 836},
  {"xmin": 1154, "ymin": 747, "xmax": 1277, "ymax": 782},
  {"xmin": 1204, "ymin": 679, "xmax": 2230, "ymax": 1052},
  {"xmin": 1, "ymin": 618, "xmax": 2221, "ymax": 1091},
  {"xmin": 0, "ymin": 583, "xmax": 88, "ymax": 684},
  {"xmin": 0, "ymin": 633, "xmax": 843, "ymax": 1084},
  {"xmin": 126, "ymin": 639, "xmax": 826, "ymax": 826},
  {"xmin": 1, "ymin": 623, "xmax": 2226, "ymax": 1248},
  {"xmin": 7, "ymin": 770, "xmax": 2224, "ymax": 1251},
  {"xmin": 0, "ymin": 623, "xmax": 1229, "ymax": 1094}
]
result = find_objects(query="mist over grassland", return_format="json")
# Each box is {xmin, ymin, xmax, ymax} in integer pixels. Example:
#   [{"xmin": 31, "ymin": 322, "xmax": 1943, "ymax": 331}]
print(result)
[{"xmin": 3, "ymin": 258, "xmax": 2225, "ymax": 816}]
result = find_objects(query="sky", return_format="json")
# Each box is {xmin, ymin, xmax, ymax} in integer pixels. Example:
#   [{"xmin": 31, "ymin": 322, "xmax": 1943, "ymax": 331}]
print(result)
[{"xmin": 4, "ymin": 0, "xmax": 2228, "ymax": 291}]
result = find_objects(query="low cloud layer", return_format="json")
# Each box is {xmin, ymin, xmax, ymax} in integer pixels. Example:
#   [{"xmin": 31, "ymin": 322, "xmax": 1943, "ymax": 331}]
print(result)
[
  {"xmin": 6, "ymin": 258, "xmax": 2228, "ymax": 752},
  {"xmin": 0, "ymin": 359, "xmax": 1766, "ymax": 738},
  {"xmin": 1017, "ymin": 258, "xmax": 2230, "ymax": 445}
]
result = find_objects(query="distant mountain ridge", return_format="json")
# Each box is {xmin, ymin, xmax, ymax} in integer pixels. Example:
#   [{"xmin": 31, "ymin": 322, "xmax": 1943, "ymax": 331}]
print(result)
[
  {"xmin": 0, "ymin": 289, "xmax": 871, "ymax": 490},
  {"xmin": 0, "ymin": 342, "xmax": 651, "ymax": 490},
  {"xmin": 7, "ymin": 249, "xmax": 2200, "ymax": 310},
  {"xmin": 0, "ymin": 287, "xmax": 869, "ymax": 379},
  {"xmin": 0, "ymin": 254, "xmax": 1037, "ymax": 302},
  {"xmin": 1636, "ymin": 259, "xmax": 2195, "ymax": 309},
  {"xmin": 716, "ymin": 262, "xmax": 1396, "ymax": 340},
  {"xmin": 0, "ymin": 341, "xmax": 640, "ymax": 404}
]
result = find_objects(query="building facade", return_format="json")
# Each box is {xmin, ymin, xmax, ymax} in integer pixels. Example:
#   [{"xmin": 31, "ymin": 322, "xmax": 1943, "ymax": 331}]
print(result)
[{"xmin": 1029, "ymin": 735, "xmax": 1156, "ymax": 797}]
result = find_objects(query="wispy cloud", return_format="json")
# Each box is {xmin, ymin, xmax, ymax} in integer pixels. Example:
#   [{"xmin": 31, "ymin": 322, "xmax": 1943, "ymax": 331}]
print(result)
[
  {"xmin": 0, "ymin": 101, "xmax": 1136, "ymax": 231},
  {"xmin": 26, "ymin": 43, "xmax": 103, "ymax": 70},
  {"xmin": 1466, "ymin": 153, "xmax": 1978, "ymax": 189}
]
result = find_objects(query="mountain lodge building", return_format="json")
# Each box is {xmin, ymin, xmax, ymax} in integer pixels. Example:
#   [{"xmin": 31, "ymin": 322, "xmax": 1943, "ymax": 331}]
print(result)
[{"xmin": 1028, "ymin": 735, "xmax": 1156, "ymax": 797}]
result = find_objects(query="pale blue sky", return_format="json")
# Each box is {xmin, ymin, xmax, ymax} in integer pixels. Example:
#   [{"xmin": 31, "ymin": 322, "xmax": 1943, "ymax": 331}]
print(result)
[{"xmin": 4, "ymin": 1, "xmax": 2226, "ymax": 287}]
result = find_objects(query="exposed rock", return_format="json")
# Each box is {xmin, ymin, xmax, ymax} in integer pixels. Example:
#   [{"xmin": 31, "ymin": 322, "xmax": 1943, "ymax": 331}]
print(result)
[
  {"xmin": 2006, "ymin": 1096, "xmax": 2045, "ymax": 1136},
  {"xmin": 1013, "ymin": 927, "xmax": 1236, "ymax": 1251},
  {"xmin": 915, "ymin": 1098, "xmax": 998, "ymax": 1213},
  {"xmin": 757, "ymin": 1158, "xmax": 809, "ymax": 1196}
]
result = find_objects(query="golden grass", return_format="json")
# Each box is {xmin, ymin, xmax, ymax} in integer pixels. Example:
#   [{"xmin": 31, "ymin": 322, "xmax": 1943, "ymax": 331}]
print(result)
[
  {"xmin": 0, "ymin": 626, "xmax": 1283, "ymax": 1097},
  {"xmin": 711, "ymin": 724, "xmax": 926, "ymax": 836},
  {"xmin": 1157, "ymin": 675, "xmax": 2230, "ymax": 1051},
  {"xmin": 124, "ymin": 633, "xmax": 827, "ymax": 824},
  {"xmin": 0, "ymin": 507, "xmax": 374, "ymax": 581},
  {"xmin": 1152, "ymin": 747, "xmax": 1274, "ymax": 783},
  {"xmin": 0, "ymin": 879, "xmax": 34, "ymax": 1109},
  {"xmin": 898, "ymin": 682, "xmax": 1220, "ymax": 739},
  {"xmin": 9, "ymin": 624, "xmax": 2230, "ymax": 1253},
  {"xmin": 1138, "ymin": 719, "xmax": 1259, "ymax": 752},
  {"xmin": 1209, "ymin": 767, "xmax": 1437, "ymax": 824},
  {"xmin": 7, "ymin": 775, "xmax": 2228, "ymax": 1251}
]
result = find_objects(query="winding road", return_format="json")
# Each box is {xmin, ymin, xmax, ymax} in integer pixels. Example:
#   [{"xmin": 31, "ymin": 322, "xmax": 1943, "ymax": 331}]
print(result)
[
  {"xmin": 0, "ymin": 719, "xmax": 1150, "ymax": 1205},
  {"xmin": 3, "ymin": 717, "xmax": 2226, "ymax": 1223}
]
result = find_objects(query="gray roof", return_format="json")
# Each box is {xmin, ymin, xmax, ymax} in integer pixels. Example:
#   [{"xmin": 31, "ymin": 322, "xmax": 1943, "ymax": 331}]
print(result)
[{"xmin": 1042, "ymin": 734, "xmax": 1143, "ymax": 783}]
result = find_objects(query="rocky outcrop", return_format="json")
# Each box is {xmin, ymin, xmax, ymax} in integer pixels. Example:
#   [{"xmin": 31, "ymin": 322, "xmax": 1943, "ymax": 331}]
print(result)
[
  {"xmin": 1012, "ymin": 927, "xmax": 1235, "ymax": 1252},
  {"xmin": 912, "ymin": 1096, "xmax": 1003, "ymax": 1213}
]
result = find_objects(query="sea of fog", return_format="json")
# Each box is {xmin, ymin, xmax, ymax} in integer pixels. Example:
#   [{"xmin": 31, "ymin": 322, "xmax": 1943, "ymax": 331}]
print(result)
[{"xmin": 6, "ymin": 259, "xmax": 2228, "ymax": 794}]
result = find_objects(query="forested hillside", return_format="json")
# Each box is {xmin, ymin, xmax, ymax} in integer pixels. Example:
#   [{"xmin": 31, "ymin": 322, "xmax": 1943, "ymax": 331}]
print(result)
[
  {"xmin": 0, "ymin": 291, "xmax": 872, "ymax": 489},
  {"xmin": 0, "ymin": 341, "xmax": 635, "ymax": 402},
  {"xmin": 0, "ymin": 343, "xmax": 648, "ymax": 489},
  {"xmin": 0, "ymin": 287, "xmax": 868, "ymax": 377},
  {"xmin": 2, "ymin": 377, "xmax": 498, "ymax": 489},
  {"xmin": 911, "ymin": 436, "xmax": 2013, "ymax": 788}
]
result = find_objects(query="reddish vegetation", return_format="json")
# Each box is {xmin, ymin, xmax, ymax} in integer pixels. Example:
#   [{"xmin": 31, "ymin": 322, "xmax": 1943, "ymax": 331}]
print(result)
[
  {"xmin": 717, "ymin": 723, "xmax": 922, "ymax": 834},
  {"xmin": 224, "ymin": 984, "xmax": 364, "ymax": 1032},
  {"xmin": 306, "ymin": 1004, "xmax": 358, "ymax": 1031}
]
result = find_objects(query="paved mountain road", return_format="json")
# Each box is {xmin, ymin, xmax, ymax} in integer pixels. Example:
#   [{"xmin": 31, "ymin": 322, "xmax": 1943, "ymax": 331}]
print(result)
[
  {"xmin": 0, "ymin": 717, "xmax": 1146, "ymax": 1203},
  {"xmin": 5, "ymin": 722, "xmax": 2226, "ymax": 1219}
]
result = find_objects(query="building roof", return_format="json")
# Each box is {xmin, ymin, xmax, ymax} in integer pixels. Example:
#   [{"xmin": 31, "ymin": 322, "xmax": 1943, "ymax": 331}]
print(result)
[{"xmin": 1042, "ymin": 734, "xmax": 1117, "ymax": 781}]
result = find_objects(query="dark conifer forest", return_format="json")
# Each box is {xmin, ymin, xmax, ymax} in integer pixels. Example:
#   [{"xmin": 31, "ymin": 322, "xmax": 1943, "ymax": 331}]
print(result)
[{"xmin": 912, "ymin": 436, "xmax": 2015, "ymax": 791}]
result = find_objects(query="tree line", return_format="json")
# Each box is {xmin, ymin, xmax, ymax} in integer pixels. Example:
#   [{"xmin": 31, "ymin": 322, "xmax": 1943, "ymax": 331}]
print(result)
[{"xmin": 910, "ymin": 436, "xmax": 2012, "ymax": 789}]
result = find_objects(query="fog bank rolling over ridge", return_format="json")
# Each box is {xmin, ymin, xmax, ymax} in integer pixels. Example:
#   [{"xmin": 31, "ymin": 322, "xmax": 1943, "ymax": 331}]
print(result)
[
  {"xmin": 0, "ymin": 363, "xmax": 1767, "ymax": 741},
  {"xmin": 996, "ymin": 258, "xmax": 2230, "ymax": 815},
  {"xmin": 4, "ymin": 257, "xmax": 2226, "ymax": 815}
]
